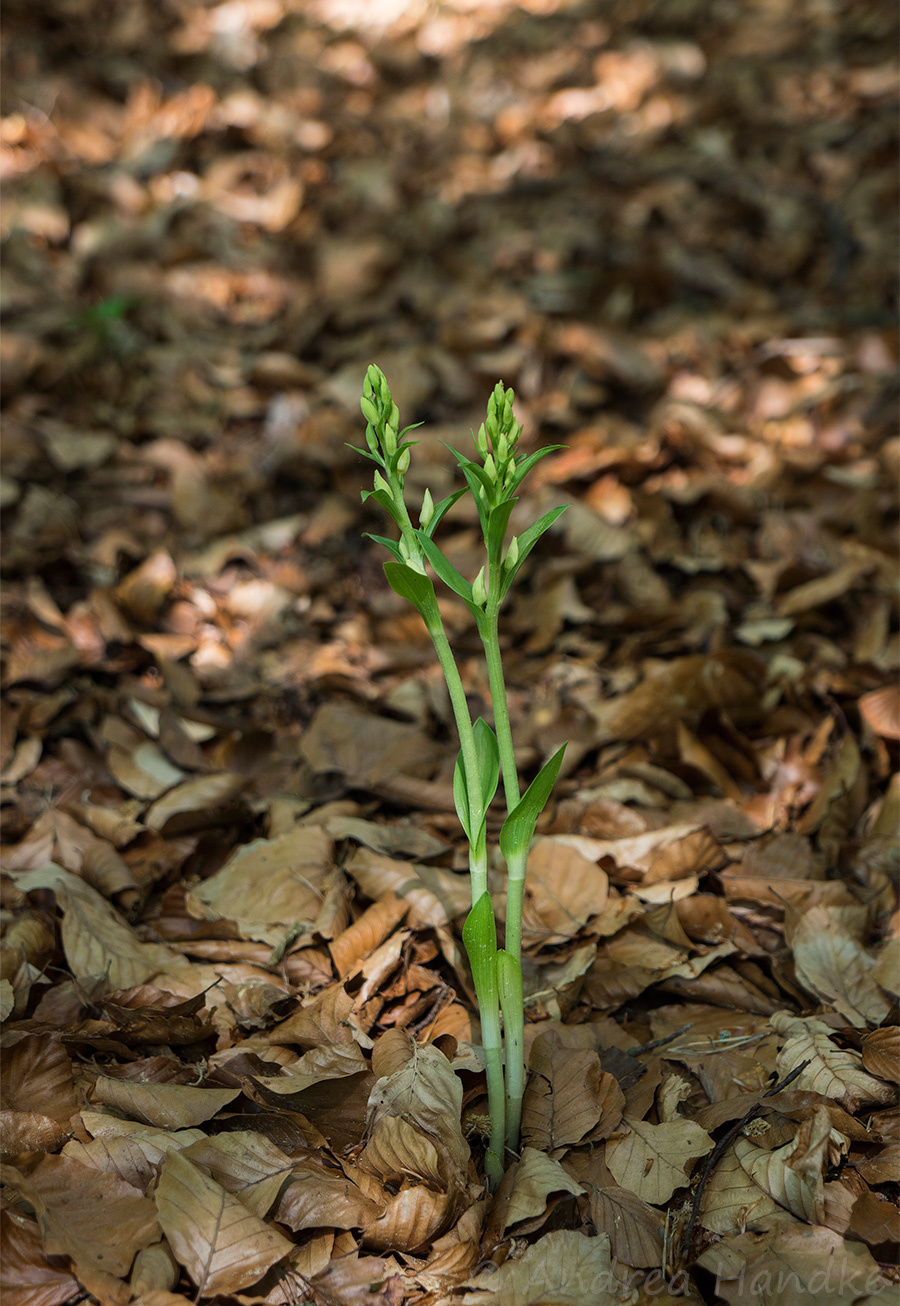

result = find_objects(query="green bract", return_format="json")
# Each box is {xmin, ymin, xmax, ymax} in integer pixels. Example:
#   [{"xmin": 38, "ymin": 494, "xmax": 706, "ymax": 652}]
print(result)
[{"xmin": 357, "ymin": 363, "xmax": 569, "ymax": 1189}]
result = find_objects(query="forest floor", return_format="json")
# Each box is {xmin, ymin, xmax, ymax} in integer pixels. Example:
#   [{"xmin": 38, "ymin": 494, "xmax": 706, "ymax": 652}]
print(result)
[{"xmin": 1, "ymin": 1, "xmax": 898, "ymax": 1303}]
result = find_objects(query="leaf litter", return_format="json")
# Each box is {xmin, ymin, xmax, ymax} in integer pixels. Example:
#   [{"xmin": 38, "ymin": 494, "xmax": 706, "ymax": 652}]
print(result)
[{"xmin": 1, "ymin": 0, "xmax": 898, "ymax": 1302}]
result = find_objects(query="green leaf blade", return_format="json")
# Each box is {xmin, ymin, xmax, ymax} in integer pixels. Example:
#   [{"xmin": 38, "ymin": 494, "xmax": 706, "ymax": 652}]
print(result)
[
  {"xmin": 462, "ymin": 892, "xmax": 499, "ymax": 1005},
  {"xmin": 500, "ymin": 505, "xmax": 569, "ymax": 597},
  {"xmin": 383, "ymin": 561, "xmax": 436, "ymax": 614},
  {"xmin": 415, "ymin": 532, "xmax": 475, "ymax": 602},
  {"xmin": 499, "ymin": 744, "xmax": 567, "ymax": 865}
]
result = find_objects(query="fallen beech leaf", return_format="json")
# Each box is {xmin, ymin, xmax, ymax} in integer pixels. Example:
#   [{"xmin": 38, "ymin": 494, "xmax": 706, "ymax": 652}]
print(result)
[
  {"xmin": 521, "ymin": 837, "xmax": 609, "ymax": 946},
  {"xmin": 521, "ymin": 1032, "xmax": 617, "ymax": 1153},
  {"xmin": 586, "ymin": 1186, "xmax": 664, "ymax": 1268},
  {"xmin": 15, "ymin": 864, "xmax": 178, "ymax": 988},
  {"xmin": 300, "ymin": 702, "xmax": 441, "ymax": 786},
  {"xmin": 0, "ymin": 1208, "xmax": 80, "ymax": 1306},
  {"xmin": 697, "ymin": 1223, "xmax": 889, "ymax": 1306},
  {"xmin": 608, "ymin": 651, "xmax": 765, "ymax": 740},
  {"xmin": 188, "ymin": 826, "xmax": 333, "ymax": 944},
  {"xmin": 363, "ymin": 1041, "xmax": 470, "ymax": 1191},
  {"xmin": 702, "ymin": 1107, "xmax": 831, "ymax": 1235},
  {"xmin": 460, "ymin": 1229, "xmax": 617, "ymax": 1305},
  {"xmin": 345, "ymin": 846, "xmax": 470, "ymax": 928},
  {"xmin": 606, "ymin": 1117, "xmax": 713, "ymax": 1205},
  {"xmin": 847, "ymin": 1189, "xmax": 900, "ymax": 1246},
  {"xmin": 861, "ymin": 1026, "xmax": 900, "ymax": 1084},
  {"xmin": 5, "ymin": 1154, "xmax": 159, "ymax": 1279},
  {"xmin": 858, "ymin": 684, "xmax": 900, "ymax": 740},
  {"xmin": 772, "ymin": 1012, "xmax": 896, "ymax": 1110},
  {"xmin": 791, "ymin": 905, "xmax": 893, "ymax": 1027},
  {"xmin": 144, "ymin": 772, "xmax": 245, "ymax": 832},
  {"xmin": 273, "ymin": 1159, "xmax": 383, "ymax": 1233},
  {"xmin": 503, "ymin": 1147, "xmax": 584, "ymax": 1232},
  {"xmin": 155, "ymin": 1148, "xmax": 292, "ymax": 1297},
  {"xmin": 180, "ymin": 1132, "xmax": 296, "ymax": 1218},
  {"xmin": 2, "ymin": 1034, "xmax": 76, "ymax": 1120},
  {"xmin": 92, "ymin": 1076, "xmax": 240, "ymax": 1128}
]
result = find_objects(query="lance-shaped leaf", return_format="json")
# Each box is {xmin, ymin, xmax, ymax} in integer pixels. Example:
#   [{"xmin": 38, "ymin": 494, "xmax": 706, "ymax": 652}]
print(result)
[
  {"xmin": 365, "ymin": 533, "xmax": 404, "ymax": 563},
  {"xmin": 453, "ymin": 720, "xmax": 499, "ymax": 845},
  {"xmin": 362, "ymin": 487, "xmax": 402, "ymax": 524},
  {"xmin": 497, "ymin": 949, "xmax": 524, "ymax": 1039},
  {"xmin": 499, "ymin": 745, "xmax": 567, "ymax": 865},
  {"xmin": 485, "ymin": 499, "xmax": 517, "ymax": 567},
  {"xmin": 416, "ymin": 532, "xmax": 474, "ymax": 603},
  {"xmin": 504, "ymin": 445, "xmax": 566, "ymax": 496},
  {"xmin": 500, "ymin": 506, "xmax": 569, "ymax": 597},
  {"xmin": 419, "ymin": 488, "xmax": 467, "ymax": 539},
  {"xmin": 462, "ymin": 892, "xmax": 499, "ymax": 1008},
  {"xmin": 383, "ymin": 561, "xmax": 436, "ymax": 615}
]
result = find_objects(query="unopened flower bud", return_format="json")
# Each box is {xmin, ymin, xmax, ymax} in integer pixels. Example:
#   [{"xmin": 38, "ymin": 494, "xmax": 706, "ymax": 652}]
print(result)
[
  {"xmin": 365, "ymin": 423, "xmax": 379, "ymax": 455},
  {"xmin": 505, "ymin": 536, "xmax": 519, "ymax": 570},
  {"xmin": 475, "ymin": 423, "xmax": 489, "ymax": 457},
  {"xmin": 472, "ymin": 566, "xmax": 487, "ymax": 607},
  {"xmin": 419, "ymin": 487, "xmax": 434, "ymax": 529},
  {"xmin": 360, "ymin": 395, "xmax": 379, "ymax": 425},
  {"xmin": 497, "ymin": 433, "xmax": 509, "ymax": 464},
  {"xmin": 483, "ymin": 454, "xmax": 497, "ymax": 484},
  {"xmin": 373, "ymin": 471, "xmax": 391, "ymax": 496},
  {"xmin": 397, "ymin": 446, "xmax": 410, "ymax": 475}
]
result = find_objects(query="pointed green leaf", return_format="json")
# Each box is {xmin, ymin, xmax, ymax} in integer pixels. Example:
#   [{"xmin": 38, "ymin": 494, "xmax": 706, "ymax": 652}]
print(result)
[
  {"xmin": 504, "ymin": 445, "xmax": 566, "ymax": 495},
  {"xmin": 499, "ymin": 744, "xmax": 566, "ymax": 864},
  {"xmin": 383, "ymin": 561, "xmax": 436, "ymax": 615},
  {"xmin": 453, "ymin": 748, "xmax": 471, "ymax": 843},
  {"xmin": 415, "ymin": 532, "xmax": 474, "ymax": 602},
  {"xmin": 497, "ymin": 948, "xmax": 524, "ymax": 1032},
  {"xmin": 485, "ymin": 499, "xmax": 517, "ymax": 565},
  {"xmin": 500, "ymin": 506, "xmax": 569, "ymax": 597},
  {"xmin": 364, "ymin": 533, "xmax": 404, "ymax": 562},
  {"xmin": 473, "ymin": 717, "xmax": 500, "ymax": 816},
  {"xmin": 462, "ymin": 892, "xmax": 498, "ymax": 1005},
  {"xmin": 361, "ymin": 487, "xmax": 402, "ymax": 525}
]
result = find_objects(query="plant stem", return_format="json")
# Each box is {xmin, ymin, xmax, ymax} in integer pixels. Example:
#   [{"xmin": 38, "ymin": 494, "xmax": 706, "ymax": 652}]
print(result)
[
  {"xmin": 479, "ymin": 996, "xmax": 506, "ymax": 1187},
  {"xmin": 482, "ymin": 594, "xmax": 520, "ymax": 815},
  {"xmin": 424, "ymin": 613, "xmax": 488, "ymax": 902}
]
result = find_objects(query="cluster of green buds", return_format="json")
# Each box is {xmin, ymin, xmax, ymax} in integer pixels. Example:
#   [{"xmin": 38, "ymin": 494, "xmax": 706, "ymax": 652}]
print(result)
[{"xmin": 473, "ymin": 383, "xmax": 522, "ymax": 503}]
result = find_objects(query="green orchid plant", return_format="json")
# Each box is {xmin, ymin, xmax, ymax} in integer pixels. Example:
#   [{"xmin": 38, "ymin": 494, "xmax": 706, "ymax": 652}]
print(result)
[{"xmin": 356, "ymin": 364, "xmax": 568, "ymax": 1187}]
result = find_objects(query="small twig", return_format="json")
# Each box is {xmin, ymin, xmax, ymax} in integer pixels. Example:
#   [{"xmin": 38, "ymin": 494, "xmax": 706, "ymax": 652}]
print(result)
[
  {"xmin": 625, "ymin": 1022, "xmax": 694, "ymax": 1057},
  {"xmin": 680, "ymin": 1058, "xmax": 811, "ymax": 1263}
]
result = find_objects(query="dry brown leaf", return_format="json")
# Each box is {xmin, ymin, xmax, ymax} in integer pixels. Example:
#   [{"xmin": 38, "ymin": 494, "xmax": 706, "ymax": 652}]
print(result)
[
  {"xmin": 791, "ymin": 905, "xmax": 892, "ymax": 1027},
  {"xmin": 155, "ymin": 1148, "xmax": 292, "ymax": 1297},
  {"xmin": 179, "ymin": 1132, "xmax": 296, "ymax": 1219},
  {"xmin": 586, "ymin": 1185, "xmax": 664, "ymax": 1269},
  {"xmin": 502, "ymin": 1147, "xmax": 584, "ymax": 1232},
  {"xmin": 144, "ymin": 773, "xmax": 245, "ymax": 833},
  {"xmin": 861, "ymin": 1027, "xmax": 900, "ymax": 1085},
  {"xmin": 521, "ymin": 1032, "xmax": 618, "ymax": 1154},
  {"xmin": 0, "ymin": 1208, "xmax": 80, "ymax": 1306},
  {"xmin": 329, "ymin": 892, "xmax": 409, "ymax": 976},
  {"xmin": 92, "ymin": 1076, "xmax": 240, "ymax": 1128},
  {"xmin": 274, "ymin": 1159, "xmax": 384, "ymax": 1233},
  {"xmin": 345, "ymin": 846, "xmax": 470, "ymax": 929},
  {"xmin": 607, "ymin": 651, "xmax": 765, "ymax": 740},
  {"xmin": 459, "ymin": 1229, "xmax": 617, "ymax": 1305},
  {"xmin": 520, "ymin": 837, "xmax": 609, "ymax": 946},
  {"xmin": 772, "ymin": 1012, "xmax": 896, "ymax": 1111},
  {"xmin": 606, "ymin": 1117, "xmax": 713, "ymax": 1205},
  {"xmin": 5, "ymin": 1154, "xmax": 159, "ymax": 1280},
  {"xmin": 269, "ymin": 982, "xmax": 359, "ymax": 1048},
  {"xmin": 188, "ymin": 826, "xmax": 332, "ymax": 945},
  {"xmin": 300, "ymin": 702, "xmax": 441, "ymax": 786},
  {"xmin": 858, "ymin": 685, "xmax": 900, "ymax": 740},
  {"xmin": 697, "ymin": 1223, "xmax": 890, "ymax": 1306},
  {"xmin": 847, "ymin": 1190, "xmax": 900, "ymax": 1246},
  {"xmin": 363, "ymin": 1041, "xmax": 470, "ymax": 1191},
  {"xmin": 15, "ymin": 864, "xmax": 179, "ymax": 988}
]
